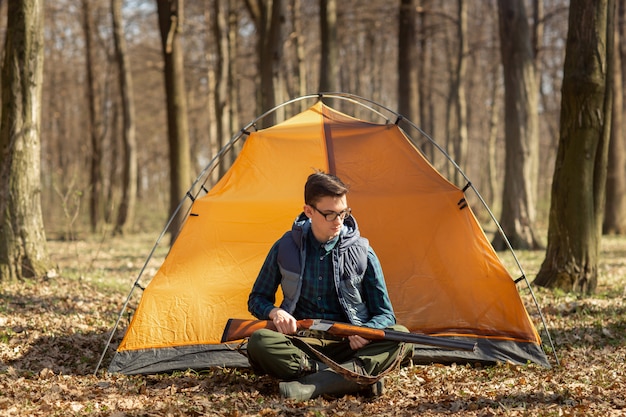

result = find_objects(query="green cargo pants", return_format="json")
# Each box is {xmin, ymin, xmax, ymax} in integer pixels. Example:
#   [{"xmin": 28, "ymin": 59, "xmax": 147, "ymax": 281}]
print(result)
[{"xmin": 246, "ymin": 324, "xmax": 412, "ymax": 381}]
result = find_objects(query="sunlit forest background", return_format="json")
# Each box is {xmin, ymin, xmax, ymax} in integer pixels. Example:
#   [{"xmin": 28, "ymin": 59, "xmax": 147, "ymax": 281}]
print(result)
[{"xmin": 1, "ymin": 1, "xmax": 575, "ymax": 240}]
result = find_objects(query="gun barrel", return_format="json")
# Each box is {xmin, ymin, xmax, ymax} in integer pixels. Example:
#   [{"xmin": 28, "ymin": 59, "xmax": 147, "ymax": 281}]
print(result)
[
  {"xmin": 312, "ymin": 319, "xmax": 476, "ymax": 352},
  {"xmin": 382, "ymin": 329, "xmax": 477, "ymax": 351}
]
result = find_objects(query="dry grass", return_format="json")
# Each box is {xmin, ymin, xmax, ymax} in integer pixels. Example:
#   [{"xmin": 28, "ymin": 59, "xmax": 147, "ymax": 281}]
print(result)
[{"xmin": 0, "ymin": 233, "xmax": 625, "ymax": 416}]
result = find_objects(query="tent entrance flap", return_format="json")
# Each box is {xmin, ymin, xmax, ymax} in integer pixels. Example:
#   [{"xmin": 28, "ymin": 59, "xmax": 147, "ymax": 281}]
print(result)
[{"xmin": 98, "ymin": 93, "xmax": 556, "ymax": 375}]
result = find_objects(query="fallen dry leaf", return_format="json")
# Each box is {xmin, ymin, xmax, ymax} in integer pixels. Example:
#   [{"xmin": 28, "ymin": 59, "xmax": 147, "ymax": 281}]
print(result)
[{"xmin": 0, "ymin": 233, "xmax": 624, "ymax": 416}]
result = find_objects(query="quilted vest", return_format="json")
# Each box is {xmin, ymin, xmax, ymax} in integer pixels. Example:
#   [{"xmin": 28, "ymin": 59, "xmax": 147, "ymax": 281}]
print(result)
[{"xmin": 276, "ymin": 213, "xmax": 371, "ymax": 326}]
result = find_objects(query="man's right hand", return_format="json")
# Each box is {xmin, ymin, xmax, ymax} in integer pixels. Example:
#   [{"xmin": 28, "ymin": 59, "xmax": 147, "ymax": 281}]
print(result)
[{"xmin": 269, "ymin": 308, "xmax": 298, "ymax": 334}]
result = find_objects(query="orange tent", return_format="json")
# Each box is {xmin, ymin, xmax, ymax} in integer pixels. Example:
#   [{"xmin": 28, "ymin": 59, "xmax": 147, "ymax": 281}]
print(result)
[{"xmin": 106, "ymin": 99, "xmax": 551, "ymax": 374}]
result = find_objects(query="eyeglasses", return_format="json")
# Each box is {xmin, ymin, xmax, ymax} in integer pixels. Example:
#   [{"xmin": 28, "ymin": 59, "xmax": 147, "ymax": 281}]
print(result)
[{"xmin": 310, "ymin": 205, "xmax": 352, "ymax": 222}]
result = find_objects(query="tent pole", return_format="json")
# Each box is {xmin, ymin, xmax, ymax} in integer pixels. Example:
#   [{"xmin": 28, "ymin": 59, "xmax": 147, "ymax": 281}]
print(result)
[
  {"xmin": 97, "ymin": 92, "xmax": 559, "ymax": 373},
  {"xmin": 311, "ymin": 92, "xmax": 559, "ymax": 366},
  {"xmin": 362, "ymin": 94, "xmax": 560, "ymax": 366},
  {"xmin": 94, "ymin": 127, "xmax": 250, "ymax": 375}
]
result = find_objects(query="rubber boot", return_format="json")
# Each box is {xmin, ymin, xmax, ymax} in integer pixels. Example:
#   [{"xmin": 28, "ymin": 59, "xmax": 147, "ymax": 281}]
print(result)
[{"xmin": 279, "ymin": 360, "xmax": 384, "ymax": 401}]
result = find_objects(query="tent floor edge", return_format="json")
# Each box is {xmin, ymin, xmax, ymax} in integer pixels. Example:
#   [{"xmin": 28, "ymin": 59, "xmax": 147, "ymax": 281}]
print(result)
[
  {"xmin": 410, "ymin": 338, "xmax": 551, "ymax": 368},
  {"xmin": 108, "ymin": 344, "xmax": 250, "ymax": 375}
]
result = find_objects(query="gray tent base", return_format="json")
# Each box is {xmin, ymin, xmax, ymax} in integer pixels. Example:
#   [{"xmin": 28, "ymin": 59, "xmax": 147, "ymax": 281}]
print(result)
[
  {"xmin": 411, "ymin": 339, "xmax": 551, "ymax": 368},
  {"xmin": 108, "ymin": 345, "xmax": 250, "ymax": 375},
  {"xmin": 108, "ymin": 338, "xmax": 550, "ymax": 375}
]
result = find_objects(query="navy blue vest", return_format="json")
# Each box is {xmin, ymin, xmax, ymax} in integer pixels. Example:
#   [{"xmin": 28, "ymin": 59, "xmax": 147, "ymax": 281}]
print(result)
[{"xmin": 276, "ymin": 214, "xmax": 371, "ymax": 325}]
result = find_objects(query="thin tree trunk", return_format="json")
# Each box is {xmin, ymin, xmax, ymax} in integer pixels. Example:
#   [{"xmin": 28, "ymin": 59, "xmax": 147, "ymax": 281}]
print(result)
[
  {"xmin": 245, "ymin": 0, "xmax": 284, "ymax": 128},
  {"xmin": 228, "ymin": 6, "xmax": 239, "ymax": 142},
  {"xmin": 112, "ymin": 0, "xmax": 138, "ymax": 235},
  {"xmin": 417, "ymin": 1, "xmax": 434, "ymax": 161},
  {"xmin": 156, "ymin": 0, "xmax": 192, "ymax": 243},
  {"xmin": 205, "ymin": 3, "xmax": 218, "ymax": 184},
  {"xmin": 454, "ymin": 0, "xmax": 469, "ymax": 186},
  {"xmin": 535, "ymin": 0, "xmax": 614, "ymax": 293},
  {"xmin": 319, "ymin": 0, "xmax": 338, "ymax": 93},
  {"xmin": 213, "ymin": 0, "xmax": 232, "ymax": 178},
  {"xmin": 603, "ymin": 2, "xmax": 626, "ymax": 234},
  {"xmin": 0, "ymin": 0, "xmax": 51, "ymax": 280},
  {"xmin": 486, "ymin": 64, "xmax": 500, "ymax": 211},
  {"xmin": 532, "ymin": 0, "xmax": 544, "ymax": 82},
  {"xmin": 398, "ymin": 0, "xmax": 418, "ymax": 124},
  {"xmin": 292, "ymin": 0, "xmax": 307, "ymax": 112},
  {"xmin": 493, "ymin": 0, "xmax": 542, "ymax": 250},
  {"xmin": 82, "ymin": 0, "xmax": 104, "ymax": 233},
  {"xmin": 106, "ymin": 105, "xmax": 120, "ymax": 224}
]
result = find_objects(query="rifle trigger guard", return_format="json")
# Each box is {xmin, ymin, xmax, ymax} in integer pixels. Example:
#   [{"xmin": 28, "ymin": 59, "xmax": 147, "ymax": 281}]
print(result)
[{"xmin": 295, "ymin": 329, "xmax": 344, "ymax": 341}]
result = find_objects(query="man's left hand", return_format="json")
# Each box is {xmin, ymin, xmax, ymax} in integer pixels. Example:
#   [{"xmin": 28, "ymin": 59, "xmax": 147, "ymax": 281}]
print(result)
[{"xmin": 348, "ymin": 334, "xmax": 370, "ymax": 350}]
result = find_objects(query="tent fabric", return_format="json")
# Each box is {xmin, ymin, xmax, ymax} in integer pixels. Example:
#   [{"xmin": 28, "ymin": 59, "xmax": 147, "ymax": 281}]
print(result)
[{"xmin": 108, "ymin": 102, "xmax": 550, "ymax": 374}]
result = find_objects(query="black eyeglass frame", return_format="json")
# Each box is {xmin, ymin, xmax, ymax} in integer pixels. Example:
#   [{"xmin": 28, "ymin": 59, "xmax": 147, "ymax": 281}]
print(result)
[{"xmin": 310, "ymin": 205, "xmax": 352, "ymax": 222}]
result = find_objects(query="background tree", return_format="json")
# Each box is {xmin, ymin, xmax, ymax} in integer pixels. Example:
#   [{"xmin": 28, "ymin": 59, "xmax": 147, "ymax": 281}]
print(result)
[
  {"xmin": 398, "ymin": 0, "xmax": 418, "ymax": 123},
  {"xmin": 319, "ymin": 0, "xmax": 338, "ymax": 93},
  {"xmin": 0, "ymin": 0, "xmax": 51, "ymax": 280},
  {"xmin": 291, "ymin": 0, "xmax": 307, "ymax": 112},
  {"xmin": 535, "ymin": 0, "xmax": 614, "ymax": 293},
  {"xmin": 211, "ymin": 0, "xmax": 233, "ymax": 178},
  {"xmin": 156, "ymin": 0, "xmax": 192, "ymax": 241},
  {"xmin": 450, "ymin": 0, "xmax": 468, "ymax": 185},
  {"xmin": 28, "ymin": 1, "xmax": 572, "ymax": 245},
  {"xmin": 81, "ymin": 0, "xmax": 106, "ymax": 233},
  {"xmin": 244, "ymin": 0, "xmax": 285, "ymax": 128},
  {"xmin": 417, "ymin": 1, "xmax": 434, "ymax": 161},
  {"xmin": 492, "ymin": 0, "xmax": 542, "ymax": 251},
  {"xmin": 112, "ymin": 0, "xmax": 138, "ymax": 235},
  {"xmin": 603, "ymin": 2, "xmax": 626, "ymax": 235}
]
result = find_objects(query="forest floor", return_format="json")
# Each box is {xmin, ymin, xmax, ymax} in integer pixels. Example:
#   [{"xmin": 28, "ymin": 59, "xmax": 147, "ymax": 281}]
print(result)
[{"xmin": 0, "ymin": 232, "xmax": 625, "ymax": 416}]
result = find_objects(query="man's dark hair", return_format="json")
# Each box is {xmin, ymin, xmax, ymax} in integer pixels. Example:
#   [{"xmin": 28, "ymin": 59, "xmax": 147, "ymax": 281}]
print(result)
[{"xmin": 304, "ymin": 171, "xmax": 349, "ymax": 206}]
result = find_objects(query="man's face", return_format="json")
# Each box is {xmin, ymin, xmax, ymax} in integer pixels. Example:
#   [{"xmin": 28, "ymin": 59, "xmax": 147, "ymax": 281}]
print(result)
[{"xmin": 304, "ymin": 195, "xmax": 349, "ymax": 243}]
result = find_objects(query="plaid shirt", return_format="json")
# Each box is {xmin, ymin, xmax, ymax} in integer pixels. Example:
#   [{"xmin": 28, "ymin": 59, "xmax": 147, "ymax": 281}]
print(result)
[
  {"xmin": 292, "ymin": 232, "xmax": 347, "ymax": 321},
  {"xmin": 248, "ymin": 221, "xmax": 396, "ymax": 329}
]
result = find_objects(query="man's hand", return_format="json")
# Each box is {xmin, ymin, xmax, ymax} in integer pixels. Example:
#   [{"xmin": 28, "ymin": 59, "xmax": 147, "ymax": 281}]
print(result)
[
  {"xmin": 348, "ymin": 334, "xmax": 371, "ymax": 350},
  {"xmin": 269, "ymin": 308, "xmax": 298, "ymax": 334}
]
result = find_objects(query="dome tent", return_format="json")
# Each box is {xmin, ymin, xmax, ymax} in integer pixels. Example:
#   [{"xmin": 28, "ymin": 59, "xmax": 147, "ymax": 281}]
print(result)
[{"xmin": 97, "ymin": 94, "xmax": 556, "ymax": 375}]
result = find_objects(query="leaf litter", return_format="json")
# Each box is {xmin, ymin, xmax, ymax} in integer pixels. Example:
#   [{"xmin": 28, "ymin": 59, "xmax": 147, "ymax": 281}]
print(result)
[{"xmin": 0, "ymin": 233, "xmax": 625, "ymax": 416}]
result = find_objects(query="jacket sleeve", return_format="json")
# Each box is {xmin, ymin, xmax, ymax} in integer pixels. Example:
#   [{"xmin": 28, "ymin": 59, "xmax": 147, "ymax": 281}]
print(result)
[
  {"xmin": 361, "ymin": 247, "xmax": 397, "ymax": 329},
  {"xmin": 247, "ymin": 241, "xmax": 282, "ymax": 320}
]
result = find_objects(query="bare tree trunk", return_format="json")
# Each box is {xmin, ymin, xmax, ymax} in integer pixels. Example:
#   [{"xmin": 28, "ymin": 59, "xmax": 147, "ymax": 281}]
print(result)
[
  {"xmin": 244, "ymin": 0, "xmax": 285, "ymax": 128},
  {"xmin": 493, "ymin": 0, "xmax": 542, "ymax": 250},
  {"xmin": 213, "ymin": 0, "xmax": 232, "ymax": 178},
  {"xmin": 112, "ymin": 0, "xmax": 138, "ymax": 235},
  {"xmin": 82, "ymin": 0, "xmax": 104, "ymax": 233},
  {"xmin": 228, "ymin": 6, "xmax": 240, "ymax": 138},
  {"xmin": 442, "ymin": 1, "xmax": 469, "ymax": 183},
  {"xmin": 292, "ymin": 0, "xmax": 307, "ymax": 112},
  {"xmin": 454, "ymin": 0, "xmax": 468, "ymax": 186},
  {"xmin": 486, "ymin": 64, "xmax": 501, "ymax": 211},
  {"xmin": 417, "ymin": 1, "xmax": 434, "ymax": 161},
  {"xmin": 0, "ymin": 0, "xmax": 51, "ymax": 280},
  {"xmin": 156, "ymin": 0, "xmax": 192, "ymax": 243},
  {"xmin": 535, "ymin": 0, "xmax": 614, "ymax": 294},
  {"xmin": 106, "ymin": 106, "xmax": 120, "ymax": 224},
  {"xmin": 205, "ymin": 4, "xmax": 218, "ymax": 183},
  {"xmin": 532, "ymin": 0, "xmax": 544, "ymax": 78},
  {"xmin": 319, "ymin": 0, "xmax": 338, "ymax": 93},
  {"xmin": 603, "ymin": 1, "xmax": 626, "ymax": 234},
  {"xmin": 398, "ymin": 0, "xmax": 418, "ymax": 124}
]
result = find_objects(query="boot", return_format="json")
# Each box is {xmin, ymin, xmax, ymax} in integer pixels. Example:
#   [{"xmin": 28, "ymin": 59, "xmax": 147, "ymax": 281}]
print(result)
[{"xmin": 279, "ymin": 360, "xmax": 384, "ymax": 401}]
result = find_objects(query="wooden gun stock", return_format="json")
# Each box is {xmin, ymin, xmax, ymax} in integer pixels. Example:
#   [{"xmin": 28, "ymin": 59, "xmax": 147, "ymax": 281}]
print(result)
[
  {"xmin": 221, "ymin": 318, "xmax": 476, "ymax": 352},
  {"xmin": 220, "ymin": 318, "xmax": 279, "ymax": 342}
]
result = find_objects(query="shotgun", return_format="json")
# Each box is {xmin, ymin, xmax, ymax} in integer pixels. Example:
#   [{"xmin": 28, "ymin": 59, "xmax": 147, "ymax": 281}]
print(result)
[{"xmin": 221, "ymin": 318, "xmax": 477, "ymax": 351}]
